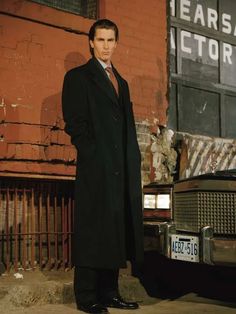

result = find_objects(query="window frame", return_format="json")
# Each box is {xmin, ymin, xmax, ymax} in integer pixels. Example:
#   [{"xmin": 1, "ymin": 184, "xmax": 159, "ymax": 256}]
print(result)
[
  {"xmin": 30, "ymin": 0, "xmax": 99, "ymax": 19},
  {"xmin": 168, "ymin": 0, "xmax": 236, "ymax": 138}
]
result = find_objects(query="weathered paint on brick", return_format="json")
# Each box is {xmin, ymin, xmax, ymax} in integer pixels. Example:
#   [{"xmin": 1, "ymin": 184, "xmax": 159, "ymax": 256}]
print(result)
[
  {"xmin": 0, "ymin": 0, "xmax": 168, "ymax": 178},
  {"xmin": 0, "ymin": 160, "xmax": 75, "ymax": 176}
]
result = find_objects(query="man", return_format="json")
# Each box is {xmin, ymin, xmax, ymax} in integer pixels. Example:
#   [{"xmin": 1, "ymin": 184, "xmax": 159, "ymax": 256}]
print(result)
[{"xmin": 62, "ymin": 19, "xmax": 143, "ymax": 314}]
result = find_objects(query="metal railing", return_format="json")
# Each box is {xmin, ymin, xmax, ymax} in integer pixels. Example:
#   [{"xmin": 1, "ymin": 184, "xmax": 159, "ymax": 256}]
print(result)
[{"xmin": 0, "ymin": 175, "xmax": 74, "ymax": 272}]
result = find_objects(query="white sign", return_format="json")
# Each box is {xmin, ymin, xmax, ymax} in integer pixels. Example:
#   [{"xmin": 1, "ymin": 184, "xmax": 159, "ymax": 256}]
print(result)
[
  {"xmin": 170, "ymin": 0, "xmax": 236, "ymax": 65},
  {"xmin": 170, "ymin": 0, "xmax": 236, "ymax": 35}
]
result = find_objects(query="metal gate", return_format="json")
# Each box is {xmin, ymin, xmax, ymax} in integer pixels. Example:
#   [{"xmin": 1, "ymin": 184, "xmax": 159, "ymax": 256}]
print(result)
[{"xmin": 0, "ymin": 175, "xmax": 74, "ymax": 272}]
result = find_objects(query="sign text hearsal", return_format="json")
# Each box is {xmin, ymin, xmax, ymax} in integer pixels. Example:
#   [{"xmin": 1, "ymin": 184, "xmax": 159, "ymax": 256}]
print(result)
[{"xmin": 170, "ymin": 0, "xmax": 236, "ymax": 65}]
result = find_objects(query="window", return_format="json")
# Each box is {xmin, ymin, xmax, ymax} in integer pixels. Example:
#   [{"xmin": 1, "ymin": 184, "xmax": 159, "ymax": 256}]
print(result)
[
  {"xmin": 30, "ymin": 0, "xmax": 98, "ymax": 19},
  {"xmin": 168, "ymin": 0, "xmax": 236, "ymax": 138}
]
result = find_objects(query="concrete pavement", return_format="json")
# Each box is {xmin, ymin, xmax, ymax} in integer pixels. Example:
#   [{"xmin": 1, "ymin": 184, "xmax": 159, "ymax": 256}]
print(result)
[
  {"xmin": 1, "ymin": 268, "xmax": 236, "ymax": 314},
  {"xmin": 0, "ymin": 268, "xmax": 157, "ymax": 311},
  {"xmin": 1, "ymin": 295, "xmax": 236, "ymax": 314}
]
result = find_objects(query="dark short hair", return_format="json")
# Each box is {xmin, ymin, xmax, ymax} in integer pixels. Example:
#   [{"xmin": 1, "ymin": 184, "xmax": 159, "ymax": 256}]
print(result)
[{"xmin": 88, "ymin": 19, "xmax": 119, "ymax": 55}]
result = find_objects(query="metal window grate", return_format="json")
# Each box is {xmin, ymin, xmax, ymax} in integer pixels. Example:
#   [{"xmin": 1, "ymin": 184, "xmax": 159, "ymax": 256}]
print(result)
[
  {"xmin": 30, "ymin": 0, "xmax": 98, "ymax": 19},
  {"xmin": 0, "ymin": 177, "xmax": 74, "ymax": 272}
]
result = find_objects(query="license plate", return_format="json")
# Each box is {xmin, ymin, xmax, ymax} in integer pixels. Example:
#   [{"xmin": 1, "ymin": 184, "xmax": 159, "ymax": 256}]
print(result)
[{"xmin": 171, "ymin": 235, "xmax": 199, "ymax": 262}]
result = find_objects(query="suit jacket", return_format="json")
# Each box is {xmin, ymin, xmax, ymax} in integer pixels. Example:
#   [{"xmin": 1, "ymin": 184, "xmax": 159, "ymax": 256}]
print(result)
[{"xmin": 62, "ymin": 57, "xmax": 143, "ymax": 268}]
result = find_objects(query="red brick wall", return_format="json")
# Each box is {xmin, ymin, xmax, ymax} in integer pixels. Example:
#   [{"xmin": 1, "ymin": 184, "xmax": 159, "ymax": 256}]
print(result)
[
  {"xmin": 0, "ymin": 0, "xmax": 167, "ymax": 177},
  {"xmin": 104, "ymin": 0, "xmax": 168, "ymax": 123}
]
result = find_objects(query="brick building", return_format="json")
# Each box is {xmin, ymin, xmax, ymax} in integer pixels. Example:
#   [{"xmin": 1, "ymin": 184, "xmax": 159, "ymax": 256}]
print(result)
[
  {"xmin": 0, "ymin": 0, "xmax": 236, "ymax": 271},
  {"xmin": 0, "ymin": 0, "xmax": 167, "ymax": 271},
  {"xmin": 0, "ymin": 0, "xmax": 168, "ymax": 182}
]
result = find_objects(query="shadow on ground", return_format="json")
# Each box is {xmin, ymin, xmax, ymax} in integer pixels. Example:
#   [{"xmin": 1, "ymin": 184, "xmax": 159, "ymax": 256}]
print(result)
[{"xmin": 134, "ymin": 250, "xmax": 236, "ymax": 303}]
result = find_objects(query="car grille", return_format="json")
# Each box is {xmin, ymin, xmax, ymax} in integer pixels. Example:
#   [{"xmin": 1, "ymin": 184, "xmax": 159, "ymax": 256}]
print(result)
[{"xmin": 174, "ymin": 191, "xmax": 236, "ymax": 234}]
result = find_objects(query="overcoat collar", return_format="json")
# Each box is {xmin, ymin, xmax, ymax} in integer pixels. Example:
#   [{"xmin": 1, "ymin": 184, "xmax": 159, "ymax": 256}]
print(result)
[{"xmin": 86, "ymin": 58, "xmax": 122, "ymax": 107}]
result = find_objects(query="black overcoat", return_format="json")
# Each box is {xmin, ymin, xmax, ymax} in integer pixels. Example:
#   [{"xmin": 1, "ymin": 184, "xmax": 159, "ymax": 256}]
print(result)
[{"xmin": 62, "ymin": 58, "xmax": 143, "ymax": 269}]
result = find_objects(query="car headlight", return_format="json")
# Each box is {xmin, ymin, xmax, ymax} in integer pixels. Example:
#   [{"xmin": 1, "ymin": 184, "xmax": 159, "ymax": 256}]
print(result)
[
  {"xmin": 156, "ymin": 194, "xmax": 170, "ymax": 209},
  {"xmin": 143, "ymin": 194, "xmax": 156, "ymax": 209}
]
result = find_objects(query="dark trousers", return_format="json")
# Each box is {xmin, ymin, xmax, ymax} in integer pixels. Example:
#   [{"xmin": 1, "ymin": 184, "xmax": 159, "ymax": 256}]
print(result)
[{"xmin": 74, "ymin": 266, "xmax": 119, "ymax": 306}]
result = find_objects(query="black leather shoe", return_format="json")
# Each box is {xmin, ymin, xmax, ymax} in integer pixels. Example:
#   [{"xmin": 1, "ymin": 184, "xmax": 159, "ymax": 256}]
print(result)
[
  {"xmin": 77, "ymin": 303, "xmax": 109, "ymax": 314},
  {"xmin": 101, "ymin": 296, "xmax": 139, "ymax": 310}
]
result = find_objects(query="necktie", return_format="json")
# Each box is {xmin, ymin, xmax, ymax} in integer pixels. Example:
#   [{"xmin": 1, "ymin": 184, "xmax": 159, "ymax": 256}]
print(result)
[{"xmin": 105, "ymin": 66, "xmax": 119, "ymax": 95}]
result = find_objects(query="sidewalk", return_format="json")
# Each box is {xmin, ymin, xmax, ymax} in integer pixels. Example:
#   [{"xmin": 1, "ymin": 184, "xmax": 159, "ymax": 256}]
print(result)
[
  {"xmin": 1, "ymin": 268, "xmax": 236, "ymax": 314},
  {"xmin": 0, "ymin": 268, "xmax": 157, "ymax": 311},
  {"xmin": 2, "ymin": 296, "xmax": 236, "ymax": 314}
]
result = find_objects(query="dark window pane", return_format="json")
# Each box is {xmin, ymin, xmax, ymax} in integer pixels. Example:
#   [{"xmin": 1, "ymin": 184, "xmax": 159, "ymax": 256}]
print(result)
[
  {"xmin": 220, "ymin": 0, "xmax": 236, "ymax": 36},
  {"xmin": 178, "ymin": 0, "xmax": 218, "ymax": 30},
  {"xmin": 180, "ymin": 30, "xmax": 219, "ymax": 82},
  {"xmin": 225, "ymin": 95, "xmax": 236, "ymax": 137},
  {"xmin": 30, "ymin": 0, "xmax": 98, "ymax": 19},
  {"xmin": 170, "ymin": 0, "xmax": 176, "ymax": 17},
  {"xmin": 170, "ymin": 27, "xmax": 177, "ymax": 73},
  {"xmin": 221, "ymin": 42, "xmax": 236, "ymax": 87},
  {"xmin": 179, "ymin": 86, "xmax": 220, "ymax": 136},
  {"xmin": 168, "ymin": 82, "xmax": 177, "ymax": 130}
]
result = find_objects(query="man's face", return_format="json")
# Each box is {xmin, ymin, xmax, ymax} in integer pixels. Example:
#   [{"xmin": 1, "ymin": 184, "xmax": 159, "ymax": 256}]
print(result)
[{"xmin": 90, "ymin": 28, "xmax": 117, "ymax": 65}]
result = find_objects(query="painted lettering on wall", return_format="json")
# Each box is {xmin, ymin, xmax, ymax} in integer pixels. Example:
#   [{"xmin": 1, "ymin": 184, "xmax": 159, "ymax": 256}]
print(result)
[{"xmin": 170, "ymin": 0, "xmax": 236, "ymax": 65}]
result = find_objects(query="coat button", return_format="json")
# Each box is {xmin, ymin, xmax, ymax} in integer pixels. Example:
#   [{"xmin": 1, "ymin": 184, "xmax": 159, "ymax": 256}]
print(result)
[
  {"xmin": 113, "ymin": 115, "xmax": 118, "ymax": 121},
  {"xmin": 114, "ymin": 171, "xmax": 120, "ymax": 175},
  {"xmin": 114, "ymin": 144, "xmax": 118, "ymax": 149}
]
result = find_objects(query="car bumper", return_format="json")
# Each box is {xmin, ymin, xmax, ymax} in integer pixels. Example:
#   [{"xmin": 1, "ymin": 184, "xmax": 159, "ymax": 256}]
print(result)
[
  {"xmin": 201, "ymin": 226, "xmax": 236, "ymax": 266},
  {"xmin": 144, "ymin": 222, "xmax": 236, "ymax": 266}
]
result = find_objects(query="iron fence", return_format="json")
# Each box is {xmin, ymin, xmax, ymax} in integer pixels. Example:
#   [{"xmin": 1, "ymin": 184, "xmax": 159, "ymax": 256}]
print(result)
[{"xmin": 0, "ymin": 175, "xmax": 74, "ymax": 272}]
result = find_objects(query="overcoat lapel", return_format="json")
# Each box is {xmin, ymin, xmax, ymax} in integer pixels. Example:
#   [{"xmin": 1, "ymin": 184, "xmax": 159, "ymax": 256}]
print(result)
[{"xmin": 87, "ymin": 58, "xmax": 120, "ymax": 107}]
